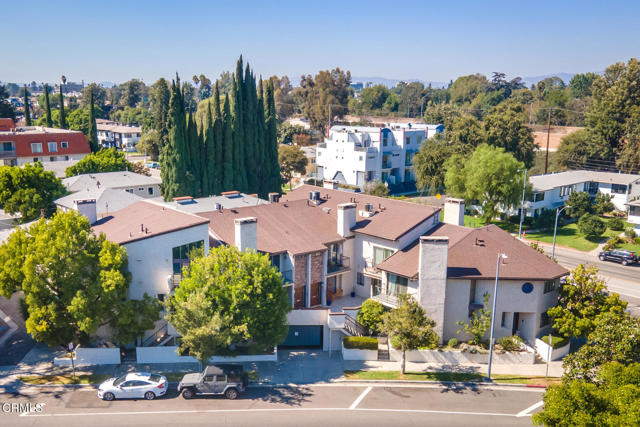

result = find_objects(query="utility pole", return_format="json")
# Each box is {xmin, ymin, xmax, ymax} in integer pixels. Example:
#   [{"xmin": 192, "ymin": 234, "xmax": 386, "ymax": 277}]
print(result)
[{"xmin": 544, "ymin": 109, "xmax": 551, "ymax": 174}]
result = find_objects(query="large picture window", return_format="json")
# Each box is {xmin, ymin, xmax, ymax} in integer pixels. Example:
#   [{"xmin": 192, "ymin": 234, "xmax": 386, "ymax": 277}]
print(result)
[
  {"xmin": 611, "ymin": 184, "xmax": 627, "ymax": 194},
  {"xmin": 172, "ymin": 240, "xmax": 204, "ymax": 273},
  {"xmin": 387, "ymin": 274, "xmax": 408, "ymax": 297},
  {"xmin": 373, "ymin": 246, "xmax": 394, "ymax": 266}
]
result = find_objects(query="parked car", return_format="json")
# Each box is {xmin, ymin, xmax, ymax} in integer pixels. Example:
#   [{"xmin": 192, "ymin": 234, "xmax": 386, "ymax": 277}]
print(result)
[
  {"xmin": 177, "ymin": 364, "xmax": 248, "ymax": 400},
  {"xmin": 598, "ymin": 249, "xmax": 638, "ymax": 266},
  {"xmin": 98, "ymin": 372, "xmax": 167, "ymax": 401},
  {"xmin": 145, "ymin": 161, "xmax": 159, "ymax": 169}
]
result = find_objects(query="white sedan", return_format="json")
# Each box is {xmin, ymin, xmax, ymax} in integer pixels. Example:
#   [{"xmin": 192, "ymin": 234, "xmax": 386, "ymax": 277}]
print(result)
[{"xmin": 98, "ymin": 372, "xmax": 167, "ymax": 401}]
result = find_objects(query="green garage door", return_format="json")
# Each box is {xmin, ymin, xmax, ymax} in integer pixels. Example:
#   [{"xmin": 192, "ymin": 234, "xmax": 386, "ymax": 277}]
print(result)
[{"xmin": 280, "ymin": 325, "xmax": 323, "ymax": 348}]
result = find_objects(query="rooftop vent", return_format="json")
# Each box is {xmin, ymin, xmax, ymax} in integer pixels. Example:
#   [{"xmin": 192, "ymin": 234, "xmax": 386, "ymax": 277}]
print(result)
[
  {"xmin": 173, "ymin": 196, "xmax": 195, "ymax": 205},
  {"xmin": 221, "ymin": 190, "xmax": 241, "ymax": 199}
]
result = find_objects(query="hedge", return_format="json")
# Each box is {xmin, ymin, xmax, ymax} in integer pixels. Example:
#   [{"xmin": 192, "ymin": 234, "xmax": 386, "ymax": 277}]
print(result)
[
  {"xmin": 343, "ymin": 336, "xmax": 378, "ymax": 350},
  {"xmin": 540, "ymin": 335, "xmax": 570, "ymax": 349}
]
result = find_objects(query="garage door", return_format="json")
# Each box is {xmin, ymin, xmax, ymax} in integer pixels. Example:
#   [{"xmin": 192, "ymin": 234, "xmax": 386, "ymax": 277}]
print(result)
[{"xmin": 280, "ymin": 325, "xmax": 323, "ymax": 348}]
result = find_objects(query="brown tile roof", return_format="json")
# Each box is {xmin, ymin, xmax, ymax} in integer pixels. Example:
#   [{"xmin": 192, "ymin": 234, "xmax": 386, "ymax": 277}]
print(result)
[
  {"xmin": 92, "ymin": 200, "xmax": 209, "ymax": 245},
  {"xmin": 283, "ymin": 185, "xmax": 439, "ymax": 241},
  {"xmin": 199, "ymin": 199, "xmax": 343, "ymax": 255},
  {"xmin": 377, "ymin": 223, "xmax": 568, "ymax": 281}
]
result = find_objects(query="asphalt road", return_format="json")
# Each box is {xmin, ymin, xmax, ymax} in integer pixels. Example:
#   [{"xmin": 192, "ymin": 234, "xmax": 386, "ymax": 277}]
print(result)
[{"xmin": 1, "ymin": 384, "xmax": 544, "ymax": 426}]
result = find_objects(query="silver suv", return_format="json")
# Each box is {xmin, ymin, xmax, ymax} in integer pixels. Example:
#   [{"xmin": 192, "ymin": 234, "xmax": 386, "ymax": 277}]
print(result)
[{"xmin": 177, "ymin": 364, "xmax": 248, "ymax": 400}]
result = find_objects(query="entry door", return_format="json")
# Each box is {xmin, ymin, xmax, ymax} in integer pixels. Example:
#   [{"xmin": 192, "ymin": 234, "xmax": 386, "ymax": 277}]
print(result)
[{"xmin": 512, "ymin": 312, "xmax": 520, "ymax": 335}]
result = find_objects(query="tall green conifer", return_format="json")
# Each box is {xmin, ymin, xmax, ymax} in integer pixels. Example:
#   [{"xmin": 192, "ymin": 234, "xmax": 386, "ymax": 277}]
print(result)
[
  {"xmin": 222, "ymin": 96, "xmax": 234, "ymax": 191},
  {"xmin": 87, "ymin": 87, "xmax": 99, "ymax": 152},
  {"xmin": 23, "ymin": 85, "xmax": 31, "ymax": 126},
  {"xmin": 264, "ymin": 79, "xmax": 280, "ymax": 193},
  {"xmin": 43, "ymin": 84, "xmax": 52, "ymax": 127},
  {"xmin": 256, "ymin": 78, "xmax": 267, "ymax": 198},
  {"xmin": 212, "ymin": 82, "xmax": 223, "ymax": 194},
  {"xmin": 58, "ymin": 85, "xmax": 66, "ymax": 129},
  {"xmin": 232, "ymin": 76, "xmax": 247, "ymax": 191}
]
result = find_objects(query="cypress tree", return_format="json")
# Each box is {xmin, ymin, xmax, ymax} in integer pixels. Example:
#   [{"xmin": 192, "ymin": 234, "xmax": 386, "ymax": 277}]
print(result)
[
  {"xmin": 212, "ymin": 82, "xmax": 223, "ymax": 194},
  {"xmin": 232, "ymin": 76, "xmax": 247, "ymax": 192},
  {"xmin": 58, "ymin": 85, "xmax": 67, "ymax": 129},
  {"xmin": 87, "ymin": 87, "xmax": 99, "ymax": 152},
  {"xmin": 222, "ymin": 96, "xmax": 234, "ymax": 191},
  {"xmin": 43, "ymin": 83, "xmax": 52, "ymax": 127},
  {"xmin": 187, "ymin": 112, "xmax": 201, "ymax": 196},
  {"xmin": 201, "ymin": 103, "xmax": 214, "ymax": 196},
  {"xmin": 161, "ymin": 76, "xmax": 190, "ymax": 199},
  {"xmin": 243, "ymin": 65, "xmax": 257, "ymax": 193},
  {"xmin": 264, "ymin": 79, "xmax": 280, "ymax": 193},
  {"xmin": 256, "ymin": 77, "xmax": 267, "ymax": 198},
  {"xmin": 23, "ymin": 85, "xmax": 31, "ymax": 126}
]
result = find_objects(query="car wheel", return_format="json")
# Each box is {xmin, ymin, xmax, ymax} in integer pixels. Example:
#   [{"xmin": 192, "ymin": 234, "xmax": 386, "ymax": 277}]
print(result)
[
  {"xmin": 599, "ymin": 255, "xmax": 605, "ymax": 261},
  {"xmin": 225, "ymin": 388, "xmax": 238, "ymax": 400},
  {"xmin": 181, "ymin": 388, "xmax": 194, "ymax": 399},
  {"xmin": 144, "ymin": 391, "xmax": 156, "ymax": 400},
  {"xmin": 622, "ymin": 260, "xmax": 629, "ymax": 266},
  {"xmin": 103, "ymin": 392, "xmax": 115, "ymax": 401}
]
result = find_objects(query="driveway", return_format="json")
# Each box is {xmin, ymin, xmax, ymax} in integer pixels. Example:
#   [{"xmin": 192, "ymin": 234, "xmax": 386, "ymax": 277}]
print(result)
[{"xmin": 0, "ymin": 293, "xmax": 35, "ymax": 366}]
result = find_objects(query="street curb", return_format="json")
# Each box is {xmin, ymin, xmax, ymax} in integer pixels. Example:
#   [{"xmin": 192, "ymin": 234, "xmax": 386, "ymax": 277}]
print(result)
[{"xmin": 337, "ymin": 379, "xmax": 551, "ymax": 388}]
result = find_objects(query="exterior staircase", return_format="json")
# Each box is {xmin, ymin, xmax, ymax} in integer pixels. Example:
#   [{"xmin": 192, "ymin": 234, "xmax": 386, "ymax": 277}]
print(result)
[
  {"xmin": 377, "ymin": 335, "xmax": 390, "ymax": 360},
  {"xmin": 343, "ymin": 314, "xmax": 368, "ymax": 336}
]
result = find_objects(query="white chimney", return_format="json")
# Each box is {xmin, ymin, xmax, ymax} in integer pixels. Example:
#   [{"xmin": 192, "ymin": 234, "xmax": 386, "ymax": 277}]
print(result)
[
  {"xmin": 444, "ymin": 198, "xmax": 465, "ymax": 226},
  {"xmin": 74, "ymin": 199, "xmax": 97, "ymax": 225},
  {"xmin": 337, "ymin": 203, "xmax": 356, "ymax": 237},
  {"xmin": 234, "ymin": 217, "xmax": 257, "ymax": 252},
  {"xmin": 417, "ymin": 236, "xmax": 448, "ymax": 344},
  {"xmin": 323, "ymin": 179, "xmax": 339, "ymax": 190}
]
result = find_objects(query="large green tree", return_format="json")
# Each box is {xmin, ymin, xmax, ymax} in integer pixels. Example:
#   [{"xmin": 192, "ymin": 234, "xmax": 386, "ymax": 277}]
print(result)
[
  {"xmin": 381, "ymin": 295, "xmax": 438, "ymax": 374},
  {"xmin": 547, "ymin": 264, "xmax": 627, "ymax": 339},
  {"xmin": 166, "ymin": 245, "xmax": 290, "ymax": 365},
  {"xmin": 0, "ymin": 163, "xmax": 66, "ymax": 222},
  {"xmin": 0, "ymin": 85, "xmax": 17, "ymax": 120},
  {"xmin": 483, "ymin": 101, "xmax": 536, "ymax": 167},
  {"xmin": 444, "ymin": 144, "xmax": 525, "ymax": 223},
  {"xmin": 299, "ymin": 68, "xmax": 351, "ymax": 132},
  {"xmin": 65, "ymin": 148, "xmax": 136, "ymax": 177},
  {"xmin": 0, "ymin": 211, "xmax": 160, "ymax": 347},
  {"xmin": 278, "ymin": 145, "xmax": 308, "ymax": 190}
]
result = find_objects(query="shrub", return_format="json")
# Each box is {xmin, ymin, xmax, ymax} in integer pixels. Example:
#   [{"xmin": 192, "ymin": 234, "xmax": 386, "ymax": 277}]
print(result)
[
  {"xmin": 343, "ymin": 336, "xmax": 378, "ymax": 350},
  {"xmin": 357, "ymin": 299, "xmax": 385, "ymax": 335},
  {"xmin": 608, "ymin": 217, "xmax": 625, "ymax": 231},
  {"xmin": 624, "ymin": 227, "xmax": 637, "ymax": 240},
  {"xmin": 497, "ymin": 335, "xmax": 522, "ymax": 352},
  {"xmin": 534, "ymin": 209, "xmax": 557, "ymax": 229},
  {"xmin": 577, "ymin": 214, "xmax": 606, "ymax": 239},
  {"xmin": 567, "ymin": 191, "xmax": 594, "ymax": 218},
  {"xmin": 603, "ymin": 236, "xmax": 625, "ymax": 251},
  {"xmin": 540, "ymin": 335, "xmax": 570, "ymax": 349},
  {"xmin": 594, "ymin": 192, "xmax": 615, "ymax": 214},
  {"xmin": 447, "ymin": 338, "xmax": 458, "ymax": 348}
]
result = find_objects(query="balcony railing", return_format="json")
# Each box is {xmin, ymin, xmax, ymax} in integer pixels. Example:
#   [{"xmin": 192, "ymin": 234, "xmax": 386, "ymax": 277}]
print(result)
[
  {"xmin": 372, "ymin": 293, "xmax": 400, "ymax": 308},
  {"xmin": 0, "ymin": 150, "xmax": 16, "ymax": 159},
  {"xmin": 363, "ymin": 257, "xmax": 381, "ymax": 276},
  {"xmin": 327, "ymin": 255, "xmax": 350, "ymax": 275},
  {"xmin": 169, "ymin": 273, "xmax": 182, "ymax": 291},
  {"xmin": 280, "ymin": 269, "xmax": 294, "ymax": 284}
]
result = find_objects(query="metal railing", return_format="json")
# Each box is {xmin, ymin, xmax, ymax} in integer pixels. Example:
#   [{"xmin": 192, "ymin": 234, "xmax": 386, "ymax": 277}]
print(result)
[
  {"xmin": 344, "ymin": 313, "xmax": 368, "ymax": 337},
  {"xmin": 169, "ymin": 273, "xmax": 182, "ymax": 291},
  {"xmin": 0, "ymin": 150, "xmax": 16, "ymax": 159},
  {"xmin": 327, "ymin": 255, "xmax": 350, "ymax": 274},
  {"xmin": 372, "ymin": 293, "xmax": 400, "ymax": 307},
  {"xmin": 141, "ymin": 322, "xmax": 169, "ymax": 347}
]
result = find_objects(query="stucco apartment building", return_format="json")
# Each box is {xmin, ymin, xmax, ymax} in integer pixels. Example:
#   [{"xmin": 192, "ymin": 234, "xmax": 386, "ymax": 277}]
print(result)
[
  {"xmin": 0, "ymin": 118, "xmax": 90, "ymax": 166},
  {"xmin": 200, "ymin": 183, "xmax": 566, "ymax": 349},
  {"xmin": 96, "ymin": 119, "xmax": 141, "ymax": 152},
  {"xmin": 62, "ymin": 171, "xmax": 162, "ymax": 199},
  {"xmin": 628, "ymin": 199, "xmax": 640, "ymax": 232},
  {"xmin": 526, "ymin": 170, "xmax": 640, "ymax": 214},
  {"xmin": 316, "ymin": 123, "xmax": 443, "ymax": 191}
]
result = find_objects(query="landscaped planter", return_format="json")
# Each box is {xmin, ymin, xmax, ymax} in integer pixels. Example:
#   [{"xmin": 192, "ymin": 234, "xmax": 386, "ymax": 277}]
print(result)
[
  {"xmin": 53, "ymin": 346, "xmax": 121, "ymax": 366},
  {"xmin": 389, "ymin": 347, "xmax": 535, "ymax": 365},
  {"xmin": 135, "ymin": 346, "xmax": 278, "ymax": 364},
  {"xmin": 341, "ymin": 342, "xmax": 378, "ymax": 360},
  {"xmin": 535, "ymin": 338, "xmax": 570, "ymax": 362}
]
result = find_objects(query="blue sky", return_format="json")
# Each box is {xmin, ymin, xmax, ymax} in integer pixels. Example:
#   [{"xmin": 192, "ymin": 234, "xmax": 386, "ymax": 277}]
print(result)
[{"xmin": 2, "ymin": 0, "xmax": 639, "ymax": 85}]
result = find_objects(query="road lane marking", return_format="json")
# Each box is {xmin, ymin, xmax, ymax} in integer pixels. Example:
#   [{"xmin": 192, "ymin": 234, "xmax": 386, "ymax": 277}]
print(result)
[
  {"xmin": 349, "ymin": 386, "xmax": 372, "ymax": 409},
  {"xmin": 516, "ymin": 400, "xmax": 544, "ymax": 417},
  {"xmin": 21, "ymin": 407, "xmax": 519, "ymax": 418}
]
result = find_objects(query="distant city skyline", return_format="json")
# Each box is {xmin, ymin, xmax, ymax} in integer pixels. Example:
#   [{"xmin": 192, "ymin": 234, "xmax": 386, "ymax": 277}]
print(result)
[{"xmin": 2, "ymin": 0, "xmax": 639, "ymax": 85}]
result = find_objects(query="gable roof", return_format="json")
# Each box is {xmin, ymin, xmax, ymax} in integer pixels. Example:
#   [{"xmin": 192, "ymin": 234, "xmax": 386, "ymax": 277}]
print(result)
[
  {"xmin": 156, "ymin": 192, "xmax": 268, "ymax": 213},
  {"xmin": 63, "ymin": 171, "xmax": 161, "ymax": 192},
  {"xmin": 55, "ymin": 187, "xmax": 143, "ymax": 216},
  {"xmin": 283, "ymin": 185, "xmax": 439, "ymax": 241},
  {"xmin": 377, "ymin": 223, "xmax": 568, "ymax": 281},
  {"xmin": 531, "ymin": 170, "xmax": 640, "ymax": 192},
  {"xmin": 91, "ymin": 200, "xmax": 209, "ymax": 245},
  {"xmin": 199, "ymin": 198, "xmax": 343, "ymax": 255}
]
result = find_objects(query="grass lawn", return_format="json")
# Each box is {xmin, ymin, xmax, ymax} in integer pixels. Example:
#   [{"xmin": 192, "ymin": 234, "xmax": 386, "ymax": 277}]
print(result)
[
  {"xmin": 344, "ymin": 370, "xmax": 560, "ymax": 386},
  {"xmin": 463, "ymin": 215, "xmax": 520, "ymax": 233},
  {"xmin": 525, "ymin": 222, "xmax": 618, "ymax": 252},
  {"xmin": 19, "ymin": 374, "xmax": 112, "ymax": 385}
]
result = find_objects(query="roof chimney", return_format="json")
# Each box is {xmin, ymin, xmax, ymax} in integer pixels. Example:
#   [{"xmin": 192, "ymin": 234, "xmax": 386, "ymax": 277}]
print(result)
[
  {"xmin": 323, "ymin": 180, "xmax": 338, "ymax": 190},
  {"xmin": 443, "ymin": 198, "xmax": 465, "ymax": 226},
  {"xmin": 337, "ymin": 203, "xmax": 357, "ymax": 237},
  {"xmin": 418, "ymin": 236, "xmax": 448, "ymax": 343},
  {"xmin": 268, "ymin": 192, "xmax": 280, "ymax": 203},
  {"xmin": 74, "ymin": 199, "xmax": 97, "ymax": 225},
  {"xmin": 234, "ymin": 217, "xmax": 257, "ymax": 252}
]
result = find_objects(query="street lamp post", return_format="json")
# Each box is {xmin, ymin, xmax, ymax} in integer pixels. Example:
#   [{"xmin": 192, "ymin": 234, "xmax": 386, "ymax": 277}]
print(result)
[
  {"xmin": 551, "ymin": 205, "xmax": 570, "ymax": 259},
  {"xmin": 487, "ymin": 253, "xmax": 508, "ymax": 381},
  {"xmin": 518, "ymin": 169, "xmax": 528, "ymax": 239}
]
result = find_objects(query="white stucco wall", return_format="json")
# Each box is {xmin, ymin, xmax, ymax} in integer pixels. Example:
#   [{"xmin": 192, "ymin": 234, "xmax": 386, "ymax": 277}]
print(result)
[
  {"xmin": 17, "ymin": 153, "xmax": 87, "ymax": 166},
  {"xmin": 123, "ymin": 223, "xmax": 210, "ymax": 300}
]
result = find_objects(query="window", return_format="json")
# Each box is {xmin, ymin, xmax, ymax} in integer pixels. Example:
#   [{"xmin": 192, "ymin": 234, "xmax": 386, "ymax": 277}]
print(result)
[
  {"xmin": 387, "ymin": 274, "xmax": 408, "ymax": 297},
  {"xmin": 31, "ymin": 143, "xmax": 42, "ymax": 153},
  {"xmin": 501, "ymin": 312, "xmax": 508, "ymax": 328},
  {"xmin": 611, "ymin": 184, "xmax": 627, "ymax": 194},
  {"xmin": 544, "ymin": 279, "xmax": 557, "ymax": 293},
  {"xmin": 359, "ymin": 156, "xmax": 363, "ymax": 161},
  {"xmin": 371, "ymin": 278, "xmax": 382, "ymax": 296},
  {"xmin": 48, "ymin": 142, "xmax": 57, "ymax": 152},
  {"xmin": 125, "ymin": 189, "xmax": 133, "ymax": 193},
  {"xmin": 382, "ymin": 133, "xmax": 388, "ymax": 146},
  {"xmin": 204, "ymin": 375, "xmax": 214, "ymax": 382},
  {"xmin": 64, "ymin": 155, "xmax": 69, "ymax": 161},
  {"xmin": 1, "ymin": 142, "xmax": 13, "ymax": 151},
  {"xmin": 540, "ymin": 312, "xmax": 550, "ymax": 327},
  {"xmin": 49, "ymin": 156, "xmax": 55, "ymax": 162},
  {"xmin": 560, "ymin": 185, "xmax": 575, "ymax": 197},
  {"xmin": 270, "ymin": 254, "xmax": 281, "ymax": 270},
  {"xmin": 215, "ymin": 375, "xmax": 226, "ymax": 382},
  {"xmin": 373, "ymin": 246, "xmax": 394, "ymax": 266},
  {"xmin": 530, "ymin": 192, "xmax": 545, "ymax": 202},
  {"xmin": 33, "ymin": 158, "xmax": 39, "ymax": 162},
  {"xmin": 61, "ymin": 141, "xmax": 68, "ymax": 149},
  {"xmin": 157, "ymin": 293, "xmax": 166, "ymax": 302},
  {"xmin": 357, "ymin": 272, "xmax": 364, "ymax": 286},
  {"xmin": 138, "ymin": 187, "xmax": 144, "ymax": 191},
  {"xmin": 148, "ymin": 187, "xmax": 154, "ymax": 195},
  {"xmin": 405, "ymin": 137, "xmax": 410, "ymax": 145},
  {"xmin": 172, "ymin": 240, "xmax": 204, "ymax": 273}
]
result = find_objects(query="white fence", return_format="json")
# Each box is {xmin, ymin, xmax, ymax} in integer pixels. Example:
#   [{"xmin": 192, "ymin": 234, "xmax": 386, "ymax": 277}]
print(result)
[
  {"xmin": 341, "ymin": 342, "xmax": 378, "ymax": 361},
  {"xmin": 135, "ymin": 346, "xmax": 278, "ymax": 364},
  {"xmin": 388, "ymin": 347, "xmax": 535, "ymax": 365},
  {"xmin": 535, "ymin": 338, "xmax": 570, "ymax": 362},
  {"xmin": 53, "ymin": 346, "xmax": 121, "ymax": 366}
]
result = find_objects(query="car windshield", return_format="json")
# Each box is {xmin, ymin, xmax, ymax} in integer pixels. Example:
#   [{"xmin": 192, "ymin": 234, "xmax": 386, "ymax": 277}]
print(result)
[
  {"xmin": 149, "ymin": 374, "xmax": 162, "ymax": 383},
  {"xmin": 113, "ymin": 375, "xmax": 127, "ymax": 386}
]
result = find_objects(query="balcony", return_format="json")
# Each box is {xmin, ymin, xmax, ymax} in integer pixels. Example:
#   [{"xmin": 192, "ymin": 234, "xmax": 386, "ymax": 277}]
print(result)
[
  {"xmin": 372, "ymin": 293, "xmax": 400, "ymax": 308},
  {"xmin": 0, "ymin": 150, "xmax": 16, "ymax": 159},
  {"xmin": 280, "ymin": 269, "xmax": 294, "ymax": 284},
  {"xmin": 362, "ymin": 257, "xmax": 381, "ymax": 277},
  {"xmin": 168, "ymin": 273, "xmax": 182, "ymax": 292},
  {"xmin": 327, "ymin": 255, "xmax": 350, "ymax": 276}
]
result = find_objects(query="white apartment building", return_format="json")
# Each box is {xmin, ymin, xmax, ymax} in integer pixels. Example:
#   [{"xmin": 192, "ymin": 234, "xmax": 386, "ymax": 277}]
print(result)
[
  {"xmin": 316, "ymin": 123, "xmax": 443, "ymax": 191},
  {"xmin": 96, "ymin": 119, "xmax": 141, "ymax": 152},
  {"xmin": 62, "ymin": 171, "xmax": 162, "ymax": 198},
  {"xmin": 627, "ymin": 200, "xmax": 640, "ymax": 232},
  {"xmin": 526, "ymin": 170, "xmax": 640, "ymax": 215}
]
